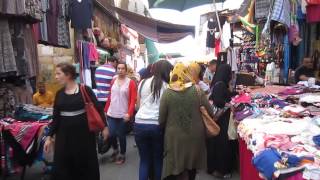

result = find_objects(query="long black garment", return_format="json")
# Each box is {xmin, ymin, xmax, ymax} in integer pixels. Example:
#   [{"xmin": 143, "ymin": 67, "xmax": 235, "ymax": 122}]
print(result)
[
  {"xmin": 207, "ymin": 81, "xmax": 234, "ymax": 175},
  {"xmin": 48, "ymin": 86, "xmax": 105, "ymax": 180}
]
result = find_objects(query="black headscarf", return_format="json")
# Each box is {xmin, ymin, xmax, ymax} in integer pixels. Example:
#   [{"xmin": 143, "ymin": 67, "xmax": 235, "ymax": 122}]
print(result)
[{"xmin": 211, "ymin": 64, "xmax": 232, "ymax": 86}]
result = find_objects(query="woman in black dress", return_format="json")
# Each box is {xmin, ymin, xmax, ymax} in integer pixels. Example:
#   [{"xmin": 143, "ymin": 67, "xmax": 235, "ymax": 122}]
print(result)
[
  {"xmin": 44, "ymin": 63, "xmax": 109, "ymax": 180},
  {"xmin": 207, "ymin": 64, "xmax": 236, "ymax": 179}
]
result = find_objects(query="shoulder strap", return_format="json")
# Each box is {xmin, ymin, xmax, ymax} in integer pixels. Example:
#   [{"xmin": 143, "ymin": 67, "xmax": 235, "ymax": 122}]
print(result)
[
  {"xmin": 80, "ymin": 84, "xmax": 92, "ymax": 103},
  {"xmin": 139, "ymin": 79, "xmax": 147, "ymax": 97}
]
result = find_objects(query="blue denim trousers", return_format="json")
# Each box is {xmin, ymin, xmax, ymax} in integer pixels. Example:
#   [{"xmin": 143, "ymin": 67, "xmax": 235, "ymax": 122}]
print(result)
[
  {"xmin": 134, "ymin": 123, "xmax": 164, "ymax": 180},
  {"xmin": 108, "ymin": 117, "xmax": 127, "ymax": 155}
]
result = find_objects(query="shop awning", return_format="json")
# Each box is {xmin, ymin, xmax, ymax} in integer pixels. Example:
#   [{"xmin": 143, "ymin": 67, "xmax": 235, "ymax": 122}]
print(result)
[{"xmin": 94, "ymin": 0, "xmax": 195, "ymax": 43}]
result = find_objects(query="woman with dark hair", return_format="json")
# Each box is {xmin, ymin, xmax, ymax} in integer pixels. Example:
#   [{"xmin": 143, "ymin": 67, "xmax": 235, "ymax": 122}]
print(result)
[
  {"xmin": 44, "ymin": 62, "xmax": 109, "ymax": 180},
  {"xmin": 104, "ymin": 62, "xmax": 137, "ymax": 164},
  {"xmin": 135, "ymin": 60, "xmax": 173, "ymax": 180},
  {"xmin": 207, "ymin": 64, "xmax": 235, "ymax": 179}
]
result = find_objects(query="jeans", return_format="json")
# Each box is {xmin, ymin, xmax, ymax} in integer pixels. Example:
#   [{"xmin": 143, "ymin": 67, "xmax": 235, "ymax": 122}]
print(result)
[
  {"xmin": 134, "ymin": 123, "xmax": 164, "ymax": 180},
  {"xmin": 108, "ymin": 117, "xmax": 127, "ymax": 155}
]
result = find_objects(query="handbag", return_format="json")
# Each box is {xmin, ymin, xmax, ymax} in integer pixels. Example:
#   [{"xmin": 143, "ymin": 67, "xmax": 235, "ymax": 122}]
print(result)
[
  {"xmin": 197, "ymin": 86, "xmax": 220, "ymax": 137},
  {"xmin": 80, "ymin": 85, "xmax": 105, "ymax": 133}
]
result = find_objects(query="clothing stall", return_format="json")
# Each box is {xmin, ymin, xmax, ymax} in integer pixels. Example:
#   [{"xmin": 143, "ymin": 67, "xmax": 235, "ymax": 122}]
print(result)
[
  {"xmin": 235, "ymin": 85, "xmax": 320, "ymax": 180},
  {"xmin": 0, "ymin": 1, "xmax": 69, "ymax": 179}
]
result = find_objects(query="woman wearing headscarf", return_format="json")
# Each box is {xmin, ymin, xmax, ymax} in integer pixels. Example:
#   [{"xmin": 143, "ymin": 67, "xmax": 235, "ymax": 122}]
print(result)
[
  {"xmin": 187, "ymin": 62, "xmax": 210, "ymax": 94},
  {"xmin": 207, "ymin": 64, "xmax": 235, "ymax": 179},
  {"xmin": 159, "ymin": 63, "xmax": 214, "ymax": 180}
]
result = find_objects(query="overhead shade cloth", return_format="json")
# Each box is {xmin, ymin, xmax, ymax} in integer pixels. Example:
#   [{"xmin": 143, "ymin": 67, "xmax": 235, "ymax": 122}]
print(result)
[
  {"xmin": 149, "ymin": 0, "xmax": 225, "ymax": 12},
  {"xmin": 94, "ymin": 0, "xmax": 195, "ymax": 43}
]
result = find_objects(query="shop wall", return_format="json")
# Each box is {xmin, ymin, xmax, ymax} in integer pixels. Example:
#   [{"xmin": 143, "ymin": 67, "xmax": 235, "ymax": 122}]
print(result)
[{"xmin": 37, "ymin": 29, "xmax": 75, "ymax": 95}]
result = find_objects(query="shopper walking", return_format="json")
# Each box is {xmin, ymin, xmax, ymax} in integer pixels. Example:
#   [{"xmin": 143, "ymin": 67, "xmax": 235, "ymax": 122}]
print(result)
[
  {"xmin": 159, "ymin": 63, "xmax": 214, "ymax": 180},
  {"xmin": 95, "ymin": 56, "xmax": 119, "ymax": 157},
  {"xmin": 135, "ymin": 60, "xmax": 173, "ymax": 180},
  {"xmin": 104, "ymin": 62, "xmax": 137, "ymax": 165},
  {"xmin": 207, "ymin": 64, "xmax": 234, "ymax": 179},
  {"xmin": 44, "ymin": 62, "xmax": 109, "ymax": 180},
  {"xmin": 95, "ymin": 56, "xmax": 118, "ymax": 104}
]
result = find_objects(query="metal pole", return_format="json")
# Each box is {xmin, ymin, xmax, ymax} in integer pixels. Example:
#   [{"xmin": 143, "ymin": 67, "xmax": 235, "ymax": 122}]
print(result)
[{"xmin": 213, "ymin": 0, "xmax": 222, "ymax": 33}]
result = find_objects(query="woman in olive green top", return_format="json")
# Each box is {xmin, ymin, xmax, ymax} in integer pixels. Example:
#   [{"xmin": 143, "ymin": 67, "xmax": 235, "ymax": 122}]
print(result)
[{"xmin": 159, "ymin": 63, "xmax": 214, "ymax": 180}]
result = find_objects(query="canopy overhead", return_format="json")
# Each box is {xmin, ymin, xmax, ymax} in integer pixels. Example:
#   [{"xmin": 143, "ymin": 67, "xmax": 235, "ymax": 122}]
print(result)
[
  {"xmin": 94, "ymin": 0, "xmax": 195, "ymax": 43},
  {"xmin": 149, "ymin": 0, "xmax": 225, "ymax": 11}
]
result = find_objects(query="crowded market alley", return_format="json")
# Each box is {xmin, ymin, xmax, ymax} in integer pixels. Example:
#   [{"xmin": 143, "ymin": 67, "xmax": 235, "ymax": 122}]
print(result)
[{"xmin": 0, "ymin": 0, "xmax": 320, "ymax": 180}]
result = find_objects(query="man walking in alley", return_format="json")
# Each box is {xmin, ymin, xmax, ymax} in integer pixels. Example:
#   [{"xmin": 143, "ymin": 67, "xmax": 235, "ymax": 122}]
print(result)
[{"xmin": 95, "ymin": 56, "xmax": 119, "ymax": 157}]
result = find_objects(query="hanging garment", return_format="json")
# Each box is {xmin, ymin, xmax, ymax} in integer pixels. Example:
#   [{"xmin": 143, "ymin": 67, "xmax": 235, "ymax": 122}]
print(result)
[
  {"xmin": 215, "ymin": 38, "xmax": 221, "ymax": 57},
  {"xmin": 69, "ymin": 0, "xmax": 93, "ymax": 30},
  {"xmin": 0, "ymin": 85, "xmax": 16, "ymax": 119},
  {"xmin": 24, "ymin": 24, "xmax": 39, "ymax": 78},
  {"xmin": 306, "ymin": 5, "xmax": 320, "ymax": 23},
  {"xmin": 47, "ymin": 0, "xmax": 59, "ymax": 46},
  {"xmin": 271, "ymin": 0, "xmax": 291, "ymax": 27},
  {"xmin": 9, "ymin": 21, "xmax": 28, "ymax": 76},
  {"xmin": 0, "ymin": 18, "xmax": 16, "ymax": 75},
  {"xmin": 255, "ymin": 0, "xmax": 271, "ymax": 20},
  {"xmin": 227, "ymin": 47, "xmax": 238, "ymax": 72},
  {"xmin": 57, "ymin": 0, "xmax": 71, "ymax": 48},
  {"xmin": 206, "ymin": 20, "xmax": 217, "ymax": 48},
  {"xmin": 222, "ymin": 22, "xmax": 231, "ymax": 49},
  {"xmin": 39, "ymin": 0, "xmax": 50, "ymax": 42},
  {"xmin": 89, "ymin": 43, "xmax": 98, "ymax": 62},
  {"xmin": 1, "ymin": 0, "xmax": 42, "ymax": 22}
]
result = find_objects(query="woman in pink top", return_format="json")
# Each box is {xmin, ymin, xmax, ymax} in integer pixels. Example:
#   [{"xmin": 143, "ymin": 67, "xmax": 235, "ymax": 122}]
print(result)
[{"xmin": 104, "ymin": 62, "xmax": 137, "ymax": 164}]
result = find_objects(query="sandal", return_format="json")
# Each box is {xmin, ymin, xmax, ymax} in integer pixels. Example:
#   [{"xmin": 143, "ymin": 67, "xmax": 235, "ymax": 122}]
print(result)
[
  {"xmin": 115, "ymin": 155, "xmax": 126, "ymax": 165},
  {"xmin": 109, "ymin": 150, "xmax": 119, "ymax": 162}
]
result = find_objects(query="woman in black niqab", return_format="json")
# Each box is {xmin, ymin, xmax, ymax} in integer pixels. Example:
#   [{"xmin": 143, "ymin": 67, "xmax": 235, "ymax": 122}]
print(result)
[{"xmin": 207, "ymin": 64, "xmax": 236, "ymax": 178}]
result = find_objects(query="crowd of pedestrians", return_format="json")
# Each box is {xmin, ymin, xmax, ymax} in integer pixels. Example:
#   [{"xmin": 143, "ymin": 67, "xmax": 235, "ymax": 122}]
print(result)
[{"xmin": 44, "ymin": 57, "xmax": 239, "ymax": 180}]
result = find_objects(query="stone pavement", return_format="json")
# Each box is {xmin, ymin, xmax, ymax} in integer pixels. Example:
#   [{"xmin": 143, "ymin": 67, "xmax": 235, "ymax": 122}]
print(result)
[{"xmin": 8, "ymin": 136, "xmax": 240, "ymax": 180}]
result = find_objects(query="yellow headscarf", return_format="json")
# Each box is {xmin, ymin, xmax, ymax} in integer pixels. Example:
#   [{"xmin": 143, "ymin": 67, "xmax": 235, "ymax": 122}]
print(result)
[
  {"xmin": 187, "ymin": 62, "xmax": 201, "ymax": 84},
  {"xmin": 169, "ymin": 63, "xmax": 193, "ymax": 91}
]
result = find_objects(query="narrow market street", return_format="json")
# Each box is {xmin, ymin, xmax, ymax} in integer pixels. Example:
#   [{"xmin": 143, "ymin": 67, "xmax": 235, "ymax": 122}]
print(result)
[{"xmin": 8, "ymin": 136, "xmax": 240, "ymax": 180}]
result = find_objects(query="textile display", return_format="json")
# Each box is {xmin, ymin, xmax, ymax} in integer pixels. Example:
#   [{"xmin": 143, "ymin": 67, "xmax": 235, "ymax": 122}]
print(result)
[
  {"xmin": 306, "ymin": 5, "xmax": 320, "ymax": 23},
  {"xmin": 237, "ymin": 85, "xmax": 320, "ymax": 179},
  {"xmin": 76, "ymin": 40, "xmax": 99, "ymax": 87},
  {"xmin": 0, "ymin": 103, "xmax": 51, "ymax": 174},
  {"xmin": 0, "ymin": 17, "xmax": 39, "ymax": 78},
  {"xmin": 271, "ymin": 0, "xmax": 291, "ymax": 27},
  {"xmin": 206, "ymin": 20, "xmax": 217, "ymax": 48},
  {"xmin": 69, "ymin": 0, "xmax": 93, "ymax": 30},
  {"xmin": 35, "ymin": 0, "xmax": 71, "ymax": 48},
  {"xmin": 0, "ymin": 0, "xmax": 42, "ymax": 23},
  {"xmin": 255, "ymin": 0, "xmax": 272, "ymax": 20}
]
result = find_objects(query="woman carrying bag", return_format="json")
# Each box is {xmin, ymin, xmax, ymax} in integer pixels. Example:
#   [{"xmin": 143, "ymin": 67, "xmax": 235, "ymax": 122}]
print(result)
[
  {"xmin": 159, "ymin": 63, "xmax": 215, "ymax": 180},
  {"xmin": 44, "ymin": 63, "xmax": 109, "ymax": 180}
]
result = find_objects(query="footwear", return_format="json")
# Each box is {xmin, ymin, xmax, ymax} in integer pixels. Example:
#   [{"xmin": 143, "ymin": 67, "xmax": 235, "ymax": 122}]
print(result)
[
  {"xmin": 115, "ymin": 155, "xmax": 126, "ymax": 165},
  {"xmin": 109, "ymin": 150, "xmax": 119, "ymax": 162},
  {"xmin": 212, "ymin": 171, "xmax": 232, "ymax": 179}
]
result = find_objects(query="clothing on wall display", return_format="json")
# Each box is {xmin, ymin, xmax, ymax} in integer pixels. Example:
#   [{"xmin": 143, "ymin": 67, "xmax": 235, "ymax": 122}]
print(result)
[
  {"xmin": 0, "ymin": 18, "xmax": 16, "ymax": 75},
  {"xmin": 69, "ymin": 0, "xmax": 93, "ymax": 30},
  {"xmin": 206, "ymin": 20, "xmax": 217, "ymax": 48},
  {"xmin": 255, "ymin": 0, "xmax": 271, "ymax": 20},
  {"xmin": 0, "ymin": 0, "xmax": 42, "ymax": 22},
  {"xmin": 35, "ymin": 0, "xmax": 70, "ymax": 48},
  {"xmin": 227, "ymin": 47, "xmax": 238, "ymax": 72}
]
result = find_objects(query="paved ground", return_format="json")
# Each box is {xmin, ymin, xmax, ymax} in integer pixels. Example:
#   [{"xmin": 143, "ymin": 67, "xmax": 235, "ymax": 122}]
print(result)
[{"xmin": 8, "ymin": 136, "xmax": 240, "ymax": 180}]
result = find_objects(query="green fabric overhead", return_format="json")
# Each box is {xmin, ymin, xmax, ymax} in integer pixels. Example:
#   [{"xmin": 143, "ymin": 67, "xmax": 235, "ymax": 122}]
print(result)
[
  {"xmin": 149, "ymin": 0, "xmax": 225, "ymax": 11},
  {"xmin": 145, "ymin": 39, "xmax": 159, "ymax": 64}
]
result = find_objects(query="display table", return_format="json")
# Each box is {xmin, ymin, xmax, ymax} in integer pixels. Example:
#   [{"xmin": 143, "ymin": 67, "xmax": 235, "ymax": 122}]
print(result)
[
  {"xmin": 235, "ymin": 86, "xmax": 320, "ymax": 180},
  {"xmin": 239, "ymin": 138, "xmax": 262, "ymax": 180}
]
